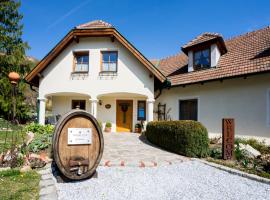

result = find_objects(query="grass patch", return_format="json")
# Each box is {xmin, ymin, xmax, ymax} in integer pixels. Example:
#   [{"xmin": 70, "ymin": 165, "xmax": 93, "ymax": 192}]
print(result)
[{"xmin": 0, "ymin": 169, "xmax": 40, "ymax": 200}]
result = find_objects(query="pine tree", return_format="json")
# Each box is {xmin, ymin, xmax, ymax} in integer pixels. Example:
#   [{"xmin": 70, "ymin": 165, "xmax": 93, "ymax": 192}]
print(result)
[{"xmin": 0, "ymin": 0, "xmax": 33, "ymax": 122}]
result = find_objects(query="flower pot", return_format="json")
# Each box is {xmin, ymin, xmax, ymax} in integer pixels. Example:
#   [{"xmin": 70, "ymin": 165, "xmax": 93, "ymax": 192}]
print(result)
[
  {"xmin": 105, "ymin": 127, "xmax": 111, "ymax": 132},
  {"xmin": 135, "ymin": 127, "xmax": 142, "ymax": 133}
]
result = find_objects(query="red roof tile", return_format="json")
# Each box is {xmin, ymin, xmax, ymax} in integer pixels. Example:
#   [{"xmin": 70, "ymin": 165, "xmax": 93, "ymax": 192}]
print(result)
[
  {"xmin": 182, "ymin": 32, "xmax": 222, "ymax": 49},
  {"xmin": 76, "ymin": 20, "xmax": 113, "ymax": 29}
]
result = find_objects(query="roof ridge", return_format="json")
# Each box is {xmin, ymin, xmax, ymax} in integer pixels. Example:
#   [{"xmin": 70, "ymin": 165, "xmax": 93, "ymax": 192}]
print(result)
[
  {"xmin": 225, "ymin": 25, "xmax": 270, "ymax": 42},
  {"xmin": 76, "ymin": 19, "xmax": 113, "ymax": 29},
  {"xmin": 202, "ymin": 32, "xmax": 223, "ymax": 37}
]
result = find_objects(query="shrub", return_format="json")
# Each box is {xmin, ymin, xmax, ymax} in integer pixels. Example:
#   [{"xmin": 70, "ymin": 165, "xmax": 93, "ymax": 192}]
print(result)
[
  {"xmin": 23, "ymin": 123, "xmax": 54, "ymax": 135},
  {"xmin": 135, "ymin": 123, "xmax": 142, "ymax": 128},
  {"xmin": 209, "ymin": 147, "xmax": 222, "ymax": 159},
  {"xmin": 146, "ymin": 121, "xmax": 209, "ymax": 157},
  {"xmin": 23, "ymin": 123, "xmax": 54, "ymax": 153},
  {"xmin": 105, "ymin": 122, "xmax": 112, "ymax": 128},
  {"xmin": 97, "ymin": 120, "xmax": 103, "ymax": 130}
]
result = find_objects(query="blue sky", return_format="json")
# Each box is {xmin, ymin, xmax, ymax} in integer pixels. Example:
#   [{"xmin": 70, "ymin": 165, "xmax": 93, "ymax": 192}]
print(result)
[{"xmin": 21, "ymin": 0, "xmax": 270, "ymax": 60}]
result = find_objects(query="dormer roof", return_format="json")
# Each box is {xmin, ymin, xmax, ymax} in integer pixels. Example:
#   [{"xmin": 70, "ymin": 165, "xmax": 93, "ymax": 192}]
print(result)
[{"xmin": 181, "ymin": 32, "xmax": 227, "ymax": 55}]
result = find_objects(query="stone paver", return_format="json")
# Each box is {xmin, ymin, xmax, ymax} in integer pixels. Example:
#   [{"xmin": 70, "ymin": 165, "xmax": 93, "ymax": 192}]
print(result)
[
  {"xmin": 100, "ymin": 132, "xmax": 189, "ymax": 167},
  {"xmin": 38, "ymin": 164, "xmax": 58, "ymax": 200}
]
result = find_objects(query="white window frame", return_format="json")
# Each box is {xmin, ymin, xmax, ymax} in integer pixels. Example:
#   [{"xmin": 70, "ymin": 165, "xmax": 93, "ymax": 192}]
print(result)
[
  {"xmin": 73, "ymin": 50, "xmax": 89, "ymax": 73},
  {"xmin": 178, "ymin": 96, "xmax": 200, "ymax": 121}
]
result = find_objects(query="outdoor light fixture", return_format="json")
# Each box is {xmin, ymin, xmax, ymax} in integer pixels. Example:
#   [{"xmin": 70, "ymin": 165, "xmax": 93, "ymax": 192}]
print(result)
[
  {"xmin": 8, "ymin": 71, "xmax": 20, "ymax": 123},
  {"xmin": 99, "ymin": 100, "xmax": 102, "ymax": 105}
]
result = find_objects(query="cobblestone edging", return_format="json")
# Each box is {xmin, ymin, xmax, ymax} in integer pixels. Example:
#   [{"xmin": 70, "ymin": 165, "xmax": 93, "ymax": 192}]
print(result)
[
  {"xmin": 37, "ymin": 164, "xmax": 58, "ymax": 200},
  {"xmin": 194, "ymin": 158, "xmax": 270, "ymax": 185}
]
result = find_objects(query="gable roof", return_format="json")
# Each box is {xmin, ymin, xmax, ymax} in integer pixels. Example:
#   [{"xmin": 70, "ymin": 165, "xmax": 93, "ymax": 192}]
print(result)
[
  {"xmin": 156, "ymin": 26, "xmax": 270, "ymax": 86},
  {"xmin": 25, "ymin": 20, "xmax": 166, "ymax": 86}
]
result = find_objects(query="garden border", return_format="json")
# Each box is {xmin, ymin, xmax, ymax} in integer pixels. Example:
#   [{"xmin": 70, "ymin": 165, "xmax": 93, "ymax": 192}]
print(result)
[
  {"xmin": 38, "ymin": 163, "xmax": 58, "ymax": 200},
  {"xmin": 194, "ymin": 158, "xmax": 270, "ymax": 185}
]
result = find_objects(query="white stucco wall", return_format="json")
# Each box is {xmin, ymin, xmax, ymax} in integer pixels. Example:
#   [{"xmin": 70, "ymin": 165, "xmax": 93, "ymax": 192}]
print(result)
[
  {"xmin": 211, "ymin": 44, "xmax": 221, "ymax": 67},
  {"xmin": 38, "ymin": 37, "xmax": 154, "ymax": 100},
  {"xmin": 155, "ymin": 73, "xmax": 270, "ymax": 143},
  {"xmin": 52, "ymin": 96, "xmax": 91, "ymax": 115},
  {"xmin": 188, "ymin": 51, "xmax": 193, "ymax": 72}
]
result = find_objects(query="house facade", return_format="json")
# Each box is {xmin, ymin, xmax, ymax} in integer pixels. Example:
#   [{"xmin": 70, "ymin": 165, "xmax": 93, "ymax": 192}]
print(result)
[
  {"xmin": 25, "ymin": 20, "xmax": 270, "ymax": 142},
  {"xmin": 25, "ymin": 20, "xmax": 166, "ymax": 132}
]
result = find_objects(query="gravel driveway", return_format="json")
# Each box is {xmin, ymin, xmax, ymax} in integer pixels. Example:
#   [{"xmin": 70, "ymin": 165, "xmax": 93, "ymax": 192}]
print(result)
[{"xmin": 56, "ymin": 160, "xmax": 270, "ymax": 200}]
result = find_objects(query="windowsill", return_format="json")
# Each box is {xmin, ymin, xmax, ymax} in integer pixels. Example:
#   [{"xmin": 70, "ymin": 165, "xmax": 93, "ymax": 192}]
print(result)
[
  {"xmin": 71, "ymin": 71, "xmax": 89, "ymax": 74},
  {"xmin": 190, "ymin": 66, "xmax": 216, "ymax": 73},
  {"xmin": 99, "ymin": 71, "xmax": 118, "ymax": 75}
]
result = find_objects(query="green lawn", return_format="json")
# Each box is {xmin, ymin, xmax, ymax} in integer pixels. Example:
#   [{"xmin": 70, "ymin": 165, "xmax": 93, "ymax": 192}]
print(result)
[{"xmin": 0, "ymin": 169, "xmax": 40, "ymax": 200}]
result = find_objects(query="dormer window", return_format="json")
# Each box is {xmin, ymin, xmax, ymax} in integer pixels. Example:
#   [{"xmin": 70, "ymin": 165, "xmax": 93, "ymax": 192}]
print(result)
[
  {"xmin": 73, "ymin": 51, "xmax": 89, "ymax": 72},
  {"xmin": 181, "ymin": 32, "xmax": 227, "ymax": 72},
  {"xmin": 193, "ymin": 48, "xmax": 210, "ymax": 70}
]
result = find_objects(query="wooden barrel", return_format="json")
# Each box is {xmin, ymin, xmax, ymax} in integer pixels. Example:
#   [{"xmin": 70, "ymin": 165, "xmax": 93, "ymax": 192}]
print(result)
[{"xmin": 53, "ymin": 110, "xmax": 104, "ymax": 180}]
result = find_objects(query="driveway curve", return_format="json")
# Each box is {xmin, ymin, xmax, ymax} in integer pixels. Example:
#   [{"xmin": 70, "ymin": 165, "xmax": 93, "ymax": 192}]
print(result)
[{"xmin": 56, "ymin": 160, "xmax": 270, "ymax": 200}]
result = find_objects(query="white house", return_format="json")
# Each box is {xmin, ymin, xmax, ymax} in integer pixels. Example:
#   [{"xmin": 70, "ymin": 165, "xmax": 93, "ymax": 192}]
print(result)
[
  {"xmin": 25, "ymin": 20, "xmax": 166, "ymax": 132},
  {"xmin": 25, "ymin": 20, "xmax": 270, "ymax": 142}
]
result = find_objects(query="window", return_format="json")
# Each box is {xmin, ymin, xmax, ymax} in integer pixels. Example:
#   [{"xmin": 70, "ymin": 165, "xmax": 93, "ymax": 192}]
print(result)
[
  {"xmin": 101, "ymin": 51, "xmax": 118, "ymax": 72},
  {"xmin": 137, "ymin": 101, "xmax": 146, "ymax": 120},
  {"xmin": 179, "ymin": 99, "xmax": 198, "ymax": 121},
  {"xmin": 193, "ymin": 48, "xmax": 210, "ymax": 70},
  {"xmin": 72, "ymin": 100, "xmax": 86, "ymax": 110},
  {"xmin": 74, "ymin": 52, "xmax": 89, "ymax": 72}
]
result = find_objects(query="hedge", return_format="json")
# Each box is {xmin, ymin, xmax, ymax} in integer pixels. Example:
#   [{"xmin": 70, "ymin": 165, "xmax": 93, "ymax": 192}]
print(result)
[{"xmin": 146, "ymin": 121, "xmax": 209, "ymax": 158}]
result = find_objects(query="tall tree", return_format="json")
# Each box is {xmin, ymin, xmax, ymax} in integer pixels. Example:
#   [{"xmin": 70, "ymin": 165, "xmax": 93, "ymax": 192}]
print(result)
[{"xmin": 0, "ymin": 0, "xmax": 33, "ymax": 122}]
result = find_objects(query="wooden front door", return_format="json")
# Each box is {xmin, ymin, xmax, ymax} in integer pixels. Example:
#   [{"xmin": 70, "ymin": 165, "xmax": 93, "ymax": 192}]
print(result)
[{"xmin": 116, "ymin": 100, "xmax": 133, "ymax": 132}]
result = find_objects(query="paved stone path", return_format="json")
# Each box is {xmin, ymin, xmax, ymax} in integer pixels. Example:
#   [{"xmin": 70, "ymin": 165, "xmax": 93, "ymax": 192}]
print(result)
[{"xmin": 100, "ymin": 132, "xmax": 189, "ymax": 167}]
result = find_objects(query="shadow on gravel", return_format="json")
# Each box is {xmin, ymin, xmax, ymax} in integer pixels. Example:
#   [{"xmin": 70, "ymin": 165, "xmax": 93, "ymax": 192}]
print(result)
[{"xmin": 138, "ymin": 134, "xmax": 177, "ymax": 154}]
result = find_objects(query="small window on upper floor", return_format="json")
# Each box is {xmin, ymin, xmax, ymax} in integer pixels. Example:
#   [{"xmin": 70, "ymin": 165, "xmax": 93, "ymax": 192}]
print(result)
[
  {"xmin": 101, "ymin": 51, "xmax": 118, "ymax": 72},
  {"xmin": 73, "ymin": 51, "xmax": 89, "ymax": 73},
  {"xmin": 193, "ymin": 48, "xmax": 210, "ymax": 70}
]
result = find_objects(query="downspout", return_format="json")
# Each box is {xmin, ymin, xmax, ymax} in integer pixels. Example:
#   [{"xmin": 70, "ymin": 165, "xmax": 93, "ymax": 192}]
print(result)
[{"xmin": 154, "ymin": 79, "xmax": 171, "ymax": 100}]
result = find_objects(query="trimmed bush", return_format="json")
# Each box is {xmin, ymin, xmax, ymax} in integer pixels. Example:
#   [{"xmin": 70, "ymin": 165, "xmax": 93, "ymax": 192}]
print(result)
[{"xmin": 146, "ymin": 121, "xmax": 209, "ymax": 157}]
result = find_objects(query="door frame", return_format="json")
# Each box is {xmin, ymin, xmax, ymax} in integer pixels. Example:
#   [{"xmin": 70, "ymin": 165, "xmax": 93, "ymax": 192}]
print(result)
[{"xmin": 116, "ymin": 99, "xmax": 133, "ymax": 132}]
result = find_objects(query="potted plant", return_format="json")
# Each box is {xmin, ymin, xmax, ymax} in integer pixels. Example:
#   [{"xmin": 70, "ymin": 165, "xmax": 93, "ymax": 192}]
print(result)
[
  {"xmin": 105, "ymin": 122, "xmax": 112, "ymax": 132},
  {"xmin": 135, "ymin": 123, "xmax": 142, "ymax": 133}
]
